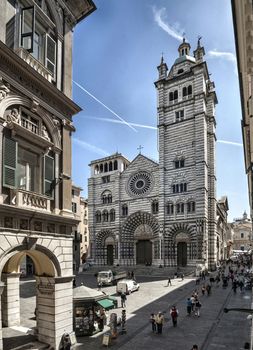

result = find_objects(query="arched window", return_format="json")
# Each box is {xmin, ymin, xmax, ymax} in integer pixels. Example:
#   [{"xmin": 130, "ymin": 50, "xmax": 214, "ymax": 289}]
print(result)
[
  {"xmin": 109, "ymin": 161, "xmax": 113, "ymax": 171},
  {"xmin": 122, "ymin": 204, "xmax": 128, "ymax": 216},
  {"xmin": 188, "ymin": 85, "xmax": 192, "ymax": 95},
  {"xmin": 108, "ymin": 194, "xmax": 112, "ymax": 203},
  {"xmin": 102, "ymin": 210, "xmax": 108, "ymax": 222},
  {"xmin": 110, "ymin": 209, "xmax": 115, "ymax": 222},
  {"xmin": 187, "ymin": 201, "xmax": 195, "ymax": 213},
  {"xmin": 176, "ymin": 203, "xmax": 184, "ymax": 214},
  {"xmin": 166, "ymin": 202, "xmax": 174, "ymax": 215},
  {"xmin": 180, "ymin": 183, "xmax": 184, "ymax": 192},
  {"xmin": 114, "ymin": 160, "xmax": 118, "ymax": 170},
  {"xmin": 95, "ymin": 211, "xmax": 101, "ymax": 223},
  {"xmin": 169, "ymin": 92, "xmax": 173, "ymax": 101},
  {"xmin": 94, "ymin": 165, "xmax": 99, "ymax": 174},
  {"xmin": 152, "ymin": 200, "xmax": 159, "ymax": 214},
  {"xmin": 174, "ymin": 90, "xmax": 178, "ymax": 100},
  {"xmin": 99, "ymin": 164, "xmax": 103, "ymax": 173},
  {"xmin": 172, "ymin": 184, "xmax": 176, "ymax": 193},
  {"xmin": 184, "ymin": 183, "xmax": 187, "ymax": 192},
  {"xmin": 104, "ymin": 163, "xmax": 108, "ymax": 172},
  {"xmin": 102, "ymin": 195, "xmax": 107, "ymax": 204},
  {"xmin": 182, "ymin": 86, "xmax": 187, "ymax": 97}
]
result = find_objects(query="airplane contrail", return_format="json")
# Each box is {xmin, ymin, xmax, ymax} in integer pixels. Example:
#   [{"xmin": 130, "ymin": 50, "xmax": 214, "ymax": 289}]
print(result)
[
  {"xmin": 73, "ymin": 80, "xmax": 137, "ymax": 132},
  {"xmin": 84, "ymin": 115, "xmax": 157, "ymax": 130},
  {"xmin": 217, "ymin": 140, "xmax": 243, "ymax": 147},
  {"xmin": 72, "ymin": 137, "xmax": 110, "ymax": 157}
]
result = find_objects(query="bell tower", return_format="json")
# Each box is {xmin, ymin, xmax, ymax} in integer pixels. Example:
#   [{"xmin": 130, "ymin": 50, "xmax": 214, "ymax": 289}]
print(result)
[{"xmin": 155, "ymin": 38, "xmax": 218, "ymax": 270}]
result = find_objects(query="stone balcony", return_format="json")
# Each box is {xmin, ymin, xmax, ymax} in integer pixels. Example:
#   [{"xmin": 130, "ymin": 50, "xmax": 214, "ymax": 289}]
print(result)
[
  {"xmin": 15, "ymin": 47, "xmax": 53, "ymax": 83},
  {"xmin": 11, "ymin": 189, "xmax": 51, "ymax": 213}
]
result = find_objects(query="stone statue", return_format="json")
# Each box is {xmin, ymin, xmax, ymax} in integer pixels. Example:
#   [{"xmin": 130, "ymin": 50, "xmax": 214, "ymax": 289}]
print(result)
[{"xmin": 6, "ymin": 108, "xmax": 21, "ymax": 124}]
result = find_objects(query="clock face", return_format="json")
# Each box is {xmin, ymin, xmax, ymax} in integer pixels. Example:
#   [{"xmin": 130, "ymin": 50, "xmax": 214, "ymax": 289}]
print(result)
[{"xmin": 127, "ymin": 171, "xmax": 153, "ymax": 196}]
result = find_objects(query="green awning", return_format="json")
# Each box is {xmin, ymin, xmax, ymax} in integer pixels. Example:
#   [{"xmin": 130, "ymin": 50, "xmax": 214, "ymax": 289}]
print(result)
[{"xmin": 97, "ymin": 298, "xmax": 115, "ymax": 310}]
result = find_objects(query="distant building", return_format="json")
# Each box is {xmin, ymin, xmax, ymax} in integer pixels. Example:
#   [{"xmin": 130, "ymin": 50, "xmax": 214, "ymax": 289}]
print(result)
[
  {"xmin": 88, "ymin": 39, "xmax": 219, "ymax": 270},
  {"xmin": 230, "ymin": 211, "xmax": 252, "ymax": 252},
  {"xmin": 80, "ymin": 198, "xmax": 89, "ymax": 263},
  {"xmin": 216, "ymin": 197, "xmax": 230, "ymax": 259},
  {"xmin": 72, "ymin": 184, "xmax": 83, "ymax": 272}
]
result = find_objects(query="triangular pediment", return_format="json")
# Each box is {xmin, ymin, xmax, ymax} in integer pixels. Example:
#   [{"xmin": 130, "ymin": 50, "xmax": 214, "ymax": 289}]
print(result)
[{"xmin": 122, "ymin": 153, "xmax": 159, "ymax": 174}]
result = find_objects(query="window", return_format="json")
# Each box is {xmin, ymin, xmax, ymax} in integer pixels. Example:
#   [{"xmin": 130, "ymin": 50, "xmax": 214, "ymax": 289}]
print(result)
[
  {"xmin": 152, "ymin": 200, "xmax": 159, "ymax": 214},
  {"xmin": 100, "ymin": 164, "xmax": 104, "ymax": 173},
  {"xmin": 122, "ymin": 204, "xmax": 128, "ymax": 216},
  {"xmin": 175, "ymin": 159, "xmax": 185, "ymax": 168},
  {"xmin": 17, "ymin": 147, "xmax": 38, "ymax": 192},
  {"xmin": 188, "ymin": 85, "xmax": 192, "ymax": 95},
  {"xmin": 72, "ymin": 202, "xmax": 77, "ymax": 213},
  {"xmin": 102, "ymin": 176, "xmax": 110, "ymax": 183},
  {"xmin": 20, "ymin": 6, "xmax": 57, "ymax": 79},
  {"xmin": 72, "ymin": 189, "xmax": 75, "ymax": 196},
  {"xmin": 110, "ymin": 209, "xmax": 115, "ymax": 222},
  {"xmin": 108, "ymin": 194, "xmax": 112, "ymax": 203},
  {"xmin": 173, "ymin": 90, "xmax": 178, "ymax": 101},
  {"xmin": 183, "ymin": 87, "xmax": 187, "ymax": 97},
  {"xmin": 102, "ymin": 210, "xmax": 109, "ymax": 222},
  {"xmin": 241, "ymin": 232, "xmax": 244, "ymax": 238},
  {"xmin": 177, "ymin": 69, "xmax": 184, "ymax": 74},
  {"xmin": 182, "ymin": 85, "xmax": 193, "ymax": 98},
  {"xmin": 114, "ymin": 160, "xmax": 118, "ymax": 170},
  {"xmin": 169, "ymin": 92, "xmax": 173, "ymax": 101},
  {"xmin": 95, "ymin": 211, "xmax": 101, "ymax": 223},
  {"xmin": 167, "ymin": 203, "xmax": 174, "ymax": 215},
  {"xmin": 187, "ymin": 201, "xmax": 195, "ymax": 213},
  {"xmin": 104, "ymin": 163, "xmax": 108, "ymax": 172},
  {"xmin": 109, "ymin": 162, "xmax": 113, "ymax": 171},
  {"xmin": 172, "ymin": 183, "xmax": 187, "ymax": 193},
  {"xmin": 175, "ymin": 110, "xmax": 184, "ymax": 122},
  {"xmin": 176, "ymin": 203, "xmax": 184, "ymax": 214}
]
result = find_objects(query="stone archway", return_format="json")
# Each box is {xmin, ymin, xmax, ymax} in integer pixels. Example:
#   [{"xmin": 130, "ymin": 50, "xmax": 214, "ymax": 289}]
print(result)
[
  {"xmin": 0, "ymin": 244, "xmax": 72, "ymax": 350},
  {"xmin": 121, "ymin": 211, "xmax": 160, "ymax": 265},
  {"xmin": 95, "ymin": 230, "xmax": 116, "ymax": 265}
]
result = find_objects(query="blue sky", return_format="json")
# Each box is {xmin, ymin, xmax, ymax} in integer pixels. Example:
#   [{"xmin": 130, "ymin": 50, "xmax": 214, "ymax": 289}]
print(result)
[{"xmin": 72, "ymin": 0, "xmax": 248, "ymax": 222}]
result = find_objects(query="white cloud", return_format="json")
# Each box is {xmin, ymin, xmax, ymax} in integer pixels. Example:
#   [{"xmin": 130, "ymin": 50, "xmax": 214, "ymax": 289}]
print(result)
[
  {"xmin": 73, "ymin": 81, "xmax": 137, "ymax": 132},
  {"xmin": 72, "ymin": 137, "xmax": 110, "ymax": 157},
  {"xmin": 217, "ymin": 140, "xmax": 243, "ymax": 147},
  {"xmin": 152, "ymin": 7, "xmax": 184, "ymax": 42},
  {"xmin": 207, "ymin": 50, "xmax": 237, "ymax": 74},
  {"xmin": 84, "ymin": 115, "xmax": 157, "ymax": 130}
]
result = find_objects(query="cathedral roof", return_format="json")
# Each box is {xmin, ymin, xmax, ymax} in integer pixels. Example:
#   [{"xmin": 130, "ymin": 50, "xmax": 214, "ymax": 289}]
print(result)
[
  {"xmin": 89, "ymin": 152, "xmax": 130, "ymax": 166},
  {"xmin": 130, "ymin": 153, "xmax": 159, "ymax": 167}
]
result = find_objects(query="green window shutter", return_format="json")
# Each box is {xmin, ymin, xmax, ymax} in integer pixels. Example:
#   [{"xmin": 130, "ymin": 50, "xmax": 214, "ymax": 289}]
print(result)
[
  {"xmin": 3, "ymin": 137, "xmax": 17, "ymax": 188},
  {"xmin": 44, "ymin": 154, "xmax": 54, "ymax": 197}
]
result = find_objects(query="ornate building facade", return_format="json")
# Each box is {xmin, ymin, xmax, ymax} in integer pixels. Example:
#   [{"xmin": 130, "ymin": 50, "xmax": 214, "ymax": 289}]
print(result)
[
  {"xmin": 88, "ymin": 39, "xmax": 220, "ymax": 270},
  {"xmin": 0, "ymin": 0, "xmax": 96, "ymax": 349}
]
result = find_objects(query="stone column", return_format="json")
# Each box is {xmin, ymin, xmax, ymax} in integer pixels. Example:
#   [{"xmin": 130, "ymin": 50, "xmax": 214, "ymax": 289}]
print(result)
[
  {"xmin": 36, "ymin": 276, "xmax": 73, "ymax": 349},
  {"xmin": 1, "ymin": 273, "xmax": 20, "ymax": 327}
]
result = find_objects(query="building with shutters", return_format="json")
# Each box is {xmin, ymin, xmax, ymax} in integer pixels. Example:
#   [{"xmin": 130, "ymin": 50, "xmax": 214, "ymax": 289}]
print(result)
[
  {"xmin": 88, "ymin": 38, "xmax": 221, "ymax": 271},
  {"xmin": 0, "ymin": 0, "xmax": 96, "ymax": 349}
]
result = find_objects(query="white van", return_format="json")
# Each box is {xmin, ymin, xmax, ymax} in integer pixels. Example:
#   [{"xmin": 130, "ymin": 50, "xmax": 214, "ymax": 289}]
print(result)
[{"xmin": 116, "ymin": 279, "xmax": 139, "ymax": 295}]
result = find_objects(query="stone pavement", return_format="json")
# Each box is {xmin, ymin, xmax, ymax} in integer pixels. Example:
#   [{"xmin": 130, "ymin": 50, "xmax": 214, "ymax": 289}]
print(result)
[{"xmin": 75, "ymin": 278, "xmax": 252, "ymax": 350}]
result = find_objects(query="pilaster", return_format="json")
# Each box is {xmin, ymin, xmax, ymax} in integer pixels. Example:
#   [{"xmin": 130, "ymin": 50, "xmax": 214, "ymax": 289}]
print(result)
[{"xmin": 1, "ymin": 273, "xmax": 21, "ymax": 327}]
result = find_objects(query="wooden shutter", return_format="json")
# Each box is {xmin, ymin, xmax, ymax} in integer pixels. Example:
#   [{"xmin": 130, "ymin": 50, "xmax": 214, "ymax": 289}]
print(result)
[
  {"xmin": 44, "ymin": 154, "xmax": 54, "ymax": 197},
  {"xmin": 3, "ymin": 137, "xmax": 17, "ymax": 188},
  {"xmin": 21, "ymin": 6, "xmax": 35, "ymax": 53},
  {"xmin": 45, "ymin": 34, "xmax": 56, "ymax": 78}
]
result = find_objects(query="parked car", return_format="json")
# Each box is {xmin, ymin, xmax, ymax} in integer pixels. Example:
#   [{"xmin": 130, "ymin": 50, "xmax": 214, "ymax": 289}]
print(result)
[{"xmin": 116, "ymin": 279, "xmax": 140, "ymax": 295}]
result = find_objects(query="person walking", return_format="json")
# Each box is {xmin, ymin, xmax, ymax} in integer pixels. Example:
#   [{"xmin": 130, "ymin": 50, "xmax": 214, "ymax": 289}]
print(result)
[
  {"xmin": 201, "ymin": 285, "xmax": 206, "ymax": 296},
  {"xmin": 195, "ymin": 299, "xmax": 201, "ymax": 317},
  {"xmin": 206, "ymin": 283, "xmax": 211, "ymax": 295},
  {"xmin": 167, "ymin": 277, "xmax": 172, "ymax": 286},
  {"xmin": 181, "ymin": 273, "xmax": 184, "ymax": 281},
  {"xmin": 170, "ymin": 306, "xmax": 179, "ymax": 327},
  {"xmin": 186, "ymin": 298, "xmax": 192, "ymax": 316},
  {"xmin": 191, "ymin": 345, "xmax": 199, "ymax": 350},
  {"xmin": 121, "ymin": 292, "xmax": 127, "ymax": 308},
  {"xmin": 150, "ymin": 313, "xmax": 156, "ymax": 333},
  {"xmin": 155, "ymin": 312, "xmax": 164, "ymax": 334}
]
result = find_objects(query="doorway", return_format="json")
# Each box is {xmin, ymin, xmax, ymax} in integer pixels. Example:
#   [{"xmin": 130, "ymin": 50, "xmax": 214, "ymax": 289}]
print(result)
[
  {"xmin": 107, "ymin": 245, "xmax": 114, "ymax": 265},
  {"xmin": 136, "ymin": 240, "xmax": 152, "ymax": 265},
  {"xmin": 177, "ymin": 242, "xmax": 187, "ymax": 266}
]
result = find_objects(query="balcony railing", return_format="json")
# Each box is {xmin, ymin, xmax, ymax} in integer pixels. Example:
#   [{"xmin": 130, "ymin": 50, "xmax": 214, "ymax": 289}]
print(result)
[
  {"xmin": 15, "ymin": 47, "xmax": 53, "ymax": 82},
  {"xmin": 21, "ymin": 117, "xmax": 38, "ymax": 135},
  {"xmin": 11, "ymin": 189, "xmax": 51, "ymax": 213}
]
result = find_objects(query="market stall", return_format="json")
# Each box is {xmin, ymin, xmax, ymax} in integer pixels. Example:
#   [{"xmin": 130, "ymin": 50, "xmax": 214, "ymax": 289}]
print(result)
[{"xmin": 73, "ymin": 284, "xmax": 116, "ymax": 336}]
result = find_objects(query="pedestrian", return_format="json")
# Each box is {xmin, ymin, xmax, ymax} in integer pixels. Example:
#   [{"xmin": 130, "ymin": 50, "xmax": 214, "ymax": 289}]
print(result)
[
  {"xmin": 201, "ymin": 285, "xmax": 205, "ymax": 296},
  {"xmin": 232, "ymin": 280, "xmax": 237, "ymax": 293},
  {"xmin": 191, "ymin": 345, "xmax": 199, "ymax": 350},
  {"xmin": 155, "ymin": 311, "xmax": 164, "ymax": 334},
  {"xmin": 150, "ymin": 313, "xmax": 156, "ymax": 333},
  {"xmin": 195, "ymin": 299, "xmax": 201, "ymax": 317},
  {"xmin": 97, "ymin": 281, "xmax": 102, "ymax": 291},
  {"xmin": 131, "ymin": 270, "xmax": 135, "ymax": 280},
  {"xmin": 195, "ymin": 277, "xmax": 200, "ymax": 285},
  {"xmin": 170, "ymin": 306, "xmax": 179, "ymax": 327},
  {"xmin": 181, "ymin": 273, "xmax": 184, "ymax": 280},
  {"xmin": 186, "ymin": 298, "xmax": 192, "ymax": 316},
  {"xmin": 206, "ymin": 283, "xmax": 211, "ymax": 296},
  {"xmin": 190, "ymin": 294, "xmax": 196, "ymax": 312},
  {"xmin": 121, "ymin": 292, "xmax": 127, "ymax": 308},
  {"xmin": 167, "ymin": 277, "xmax": 172, "ymax": 286},
  {"xmin": 98, "ymin": 309, "xmax": 107, "ymax": 331}
]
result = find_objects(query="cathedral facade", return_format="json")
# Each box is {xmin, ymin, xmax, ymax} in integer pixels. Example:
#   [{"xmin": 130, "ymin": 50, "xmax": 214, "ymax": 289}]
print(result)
[{"xmin": 88, "ymin": 39, "xmax": 218, "ymax": 270}]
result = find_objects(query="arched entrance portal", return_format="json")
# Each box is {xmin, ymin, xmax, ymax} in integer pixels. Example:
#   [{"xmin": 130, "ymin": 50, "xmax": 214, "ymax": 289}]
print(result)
[
  {"xmin": 95, "ymin": 231, "xmax": 116, "ymax": 265},
  {"xmin": 107, "ymin": 245, "xmax": 114, "ymax": 265},
  {"xmin": 177, "ymin": 242, "xmax": 187, "ymax": 266},
  {"xmin": 0, "ymin": 245, "xmax": 73, "ymax": 350}
]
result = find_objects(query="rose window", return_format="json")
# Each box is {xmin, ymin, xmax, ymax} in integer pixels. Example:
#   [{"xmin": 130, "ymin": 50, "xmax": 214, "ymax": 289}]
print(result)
[{"xmin": 128, "ymin": 172, "xmax": 153, "ymax": 196}]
